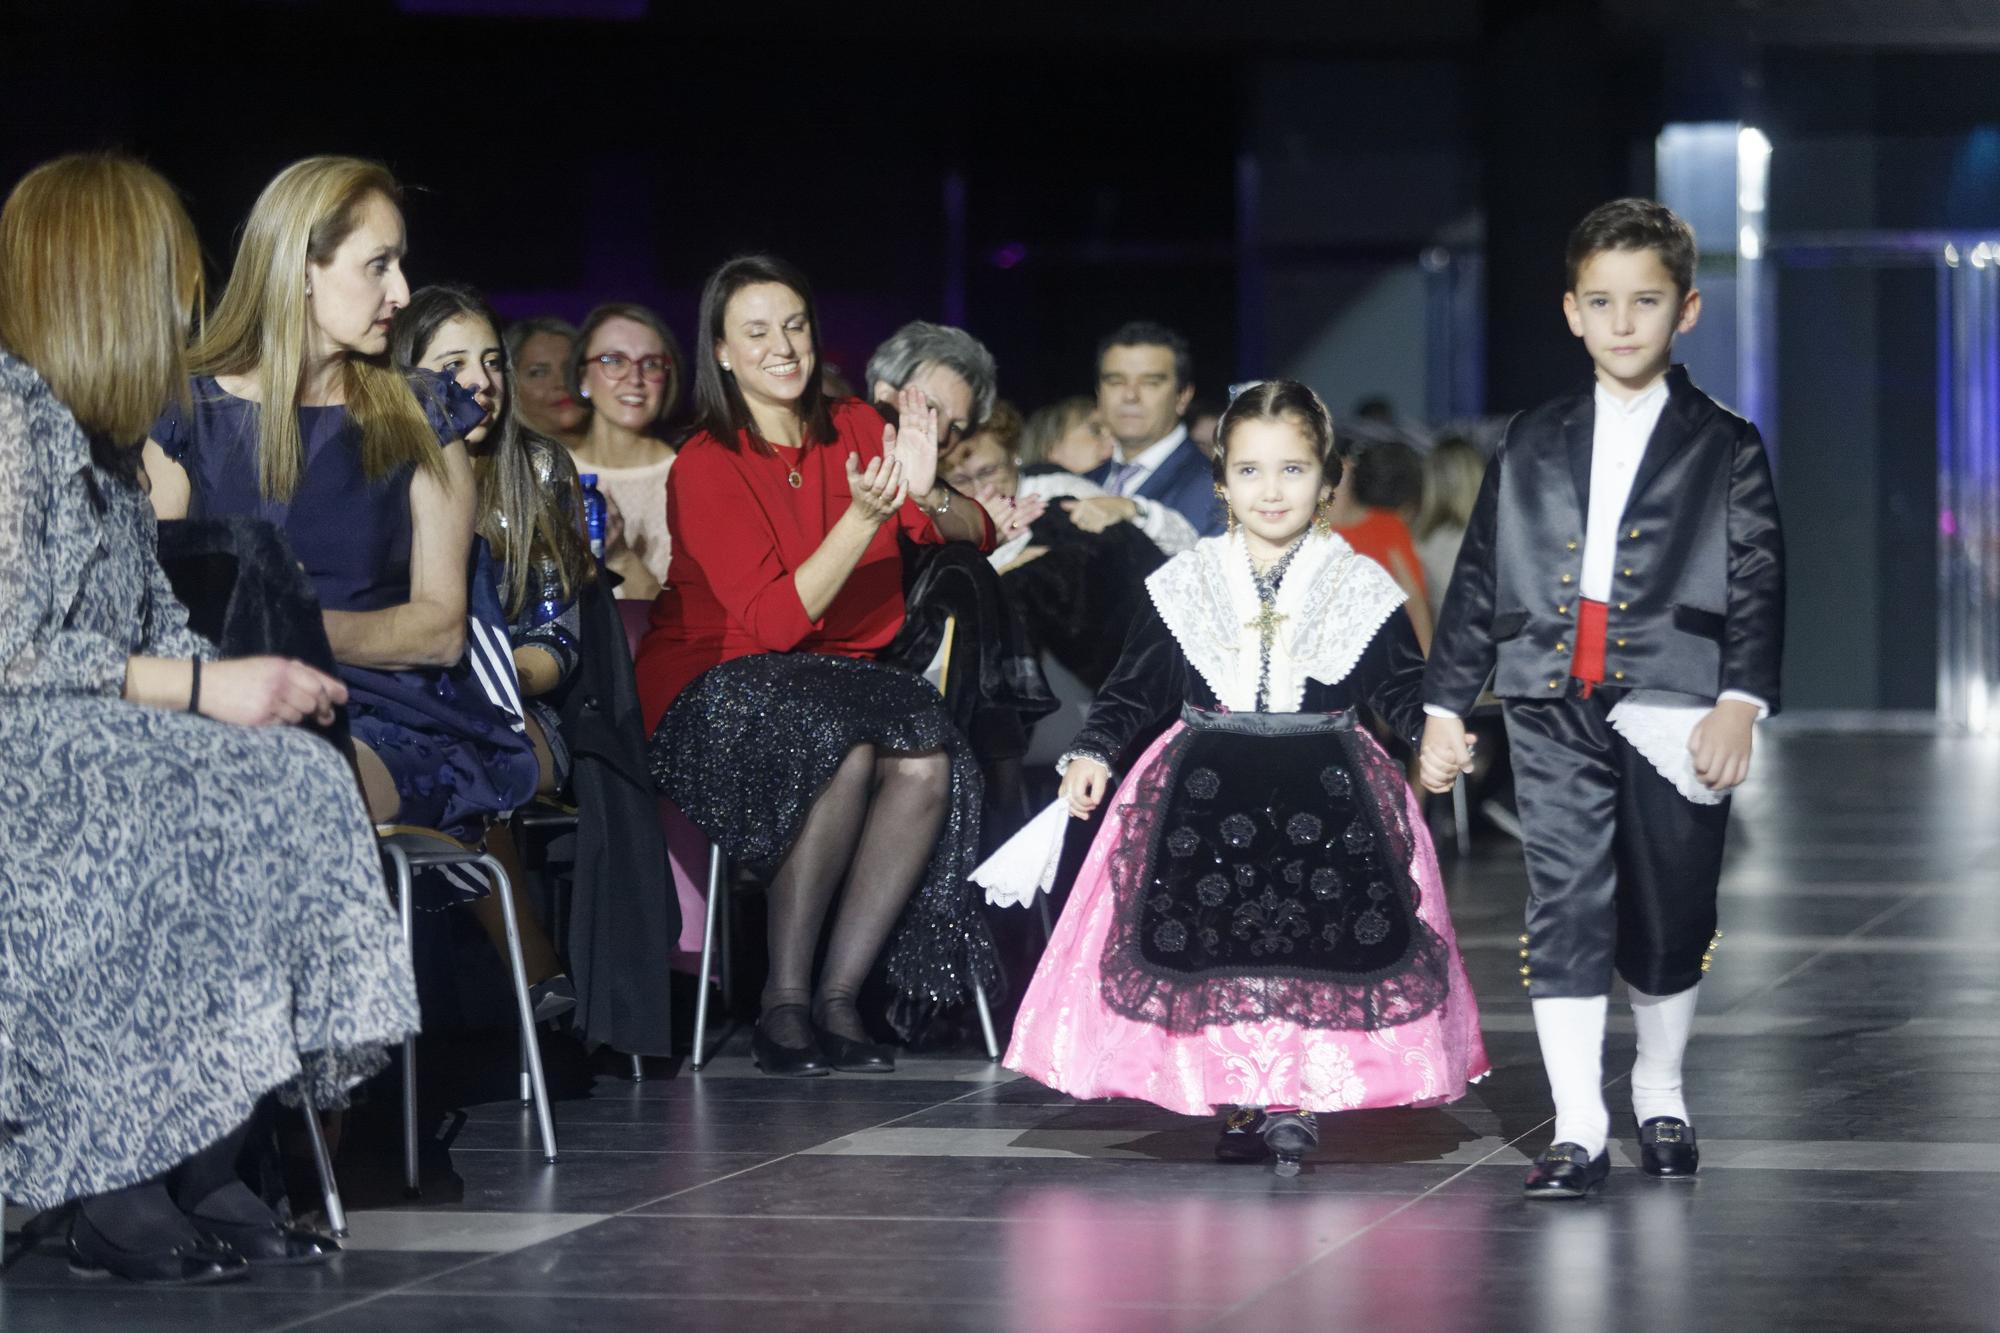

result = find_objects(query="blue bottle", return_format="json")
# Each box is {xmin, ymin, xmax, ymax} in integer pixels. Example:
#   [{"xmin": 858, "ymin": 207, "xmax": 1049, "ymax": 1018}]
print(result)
[{"xmin": 580, "ymin": 473, "xmax": 608, "ymax": 563}]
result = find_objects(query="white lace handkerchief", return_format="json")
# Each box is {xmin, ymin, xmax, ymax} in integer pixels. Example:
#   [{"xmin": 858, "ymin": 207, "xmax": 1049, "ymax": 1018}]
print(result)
[
  {"xmin": 972, "ymin": 798, "xmax": 1071, "ymax": 907},
  {"xmin": 1605, "ymin": 693, "xmax": 1729, "ymax": 805}
]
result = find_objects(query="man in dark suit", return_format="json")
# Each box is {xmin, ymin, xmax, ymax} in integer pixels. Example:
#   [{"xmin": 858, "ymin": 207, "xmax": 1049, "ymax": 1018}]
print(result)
[
  {"xmin": 1420, "ymin": 199, "xmax": 1785, "ymax": 1201},
  {"xmin": 1087, "ymin": 321, "xmax": 1222, "ymax": 537}
]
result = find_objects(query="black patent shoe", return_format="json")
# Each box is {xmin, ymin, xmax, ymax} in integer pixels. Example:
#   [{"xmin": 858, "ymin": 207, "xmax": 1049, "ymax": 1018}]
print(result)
[
  {"xmin": 195, "ymin": 1215, "xmax": 340, "ymax": 1267},
  {"xmin": 1523, "ymin": 1142, "xmax": 1611, "ymax": 1199},
  {"xmin": 67, "ymin": 1210, "xmax": 249, "ymax": 1285},
  {"xmin": 1215, "ymin": 1107, "xmax": 1271, "ymax": 1163},
  {"xmin": 753, "ymin": 1008, "xmax": 830, "ymax": 1077},
  {"xmin": 813, "ymin": 1024, "xmax": 896, "ymax": 1073},
  {"xmin": 1637, "ymin": 1116, "xmax": 1700, "ymax": 1178},
  {"xmin": 1261, "ymin": 1111, "xmax": 1320, "ymax": 1178}
]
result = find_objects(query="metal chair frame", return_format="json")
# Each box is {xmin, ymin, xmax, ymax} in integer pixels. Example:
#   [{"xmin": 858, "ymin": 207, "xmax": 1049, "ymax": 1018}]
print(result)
[
  {"xmin": 687, "ymin": 612, "xmax": 1002, "ymax": 1071},
  {"xmin": 508, "ymin": 800, "xmax": 648, "ymax": 1083},
  {"xmin": 379, "ymin": 828, "xmax": 558, "ymax": 1195}
]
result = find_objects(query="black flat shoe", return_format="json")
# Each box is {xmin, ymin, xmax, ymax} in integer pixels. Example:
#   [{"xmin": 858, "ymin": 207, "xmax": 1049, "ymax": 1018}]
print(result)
[
  {"xmin": 753, "ymin": 1010, "xmax": 830, "ymax": 1078},
  {"xmin": 528, "ymin": 973, "xmax": 578, "ymax": 1024},
  {"xmin": 813, "ymin": 1024, "xmax": 896, "ymax": 1073},
  {"xmin": 67, "ymin": 1211, "xmax": 249, "ymax": 1285},
  {"xmin": 194, "ymin": 1215, "xmax": 340, "ymax": 1267},
  {"xmin": 1261, "ymin": 1111, "xmax": 1319, "ymax": 1178},
  {"xmin": 1637, "ymin": 1116, "xmax": 1700, "ymax": 1178},
  {"xmin": 1523, "ymin": 1142, "xmax": 1611, "ymax": 1199},
  {"xmin": 1214, "ymin": 1107, "xmax": 1271, "ymax": 1163}
]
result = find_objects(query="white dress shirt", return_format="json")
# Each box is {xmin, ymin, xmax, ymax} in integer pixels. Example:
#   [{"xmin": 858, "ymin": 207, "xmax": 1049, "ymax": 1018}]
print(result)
[
  {"xmin": 1105, "ymin": 424, "xmax": 1189, "ymax": 497},
  {"xmin": 1582, "ymin": 380, "xmax": 1668, "ymax": 602}
]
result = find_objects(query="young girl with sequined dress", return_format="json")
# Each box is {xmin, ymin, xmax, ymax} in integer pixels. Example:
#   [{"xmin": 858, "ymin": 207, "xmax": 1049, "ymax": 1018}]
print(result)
[{"xmin": 1001, "ymin": 380, "xmax": 1488, "ymax": 1175}]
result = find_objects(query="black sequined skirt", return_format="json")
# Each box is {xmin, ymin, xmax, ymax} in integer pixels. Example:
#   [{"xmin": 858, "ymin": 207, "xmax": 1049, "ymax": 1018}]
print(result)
[
  {"xmin": 648, "ymin": 652, "xmax": 997, "ymax": 1020},
  {"xmin": 1099, "ymin": 706, "xmax": 1450, "ymax": 1034}
]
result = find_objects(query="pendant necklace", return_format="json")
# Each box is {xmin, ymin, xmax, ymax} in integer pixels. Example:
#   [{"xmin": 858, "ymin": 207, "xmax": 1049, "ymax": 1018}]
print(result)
[
  {"xmin": 770, "ymin": 440, "xmax": 805, "ymax": 488},
  {"xmin": 1246, "ymin": 537, "xmax": 1305, "ymax": 712}
]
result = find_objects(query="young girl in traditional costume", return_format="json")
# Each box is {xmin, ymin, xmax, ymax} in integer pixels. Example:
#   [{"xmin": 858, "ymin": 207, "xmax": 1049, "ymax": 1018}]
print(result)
[{"xmin": 1001, "ymin": 380, "xmax": 1488, "ymax": 1174}]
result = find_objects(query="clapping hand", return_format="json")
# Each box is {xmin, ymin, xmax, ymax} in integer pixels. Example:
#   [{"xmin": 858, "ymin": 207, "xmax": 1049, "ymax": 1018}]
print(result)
[
  {"xmin": 974, "ymin": 484, "xmax": 1047, "ymax": 542},
  {"xmin": 844, "ymin": 451, "xmax": 908, "ymax": 525},
  {"xmin": 884, "ymin": 385, "xmax": 941, "ymax": 500}
]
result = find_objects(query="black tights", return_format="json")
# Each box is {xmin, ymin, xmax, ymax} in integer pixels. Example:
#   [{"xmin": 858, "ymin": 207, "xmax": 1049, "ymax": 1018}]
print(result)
[{"xmin": 760, "ymin": 744, "xmax": 950, "ymax": 1046}]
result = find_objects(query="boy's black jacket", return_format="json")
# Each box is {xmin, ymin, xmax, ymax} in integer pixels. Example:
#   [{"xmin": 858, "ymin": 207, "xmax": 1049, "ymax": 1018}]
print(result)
[{"xmin": 1424, "ymin": 364, "xmax": 1785, "ymax": 714}]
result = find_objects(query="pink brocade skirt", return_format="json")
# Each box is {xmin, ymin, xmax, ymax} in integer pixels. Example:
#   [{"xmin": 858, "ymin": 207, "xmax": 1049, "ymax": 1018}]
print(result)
[{"xmin": 1004, "ymin": 724, "xmax": 1490, "ymax": 1115}]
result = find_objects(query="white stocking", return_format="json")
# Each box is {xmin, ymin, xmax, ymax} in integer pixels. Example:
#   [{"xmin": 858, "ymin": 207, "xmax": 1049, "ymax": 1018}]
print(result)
[
  {"xmin": 1628, "ymin": 983, "xmax": 1699, "ymax": 1124},
  {"xmin": 1532, "ymin": 995, "xmax": 1609, "ymax": 1156}
]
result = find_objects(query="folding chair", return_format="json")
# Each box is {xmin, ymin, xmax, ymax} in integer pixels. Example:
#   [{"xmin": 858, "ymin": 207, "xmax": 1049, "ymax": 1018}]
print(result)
[{"xmin": 379, "ymin": 826, "xmax": 558, "ymax": 1195}]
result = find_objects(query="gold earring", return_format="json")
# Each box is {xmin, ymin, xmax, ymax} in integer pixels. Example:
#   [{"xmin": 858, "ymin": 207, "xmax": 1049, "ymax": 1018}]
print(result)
[
  {"xmin": 1313, "ymin": 494, "xmax": 1334, "ymax": 536},
  {"xmin": 1213, "ymin": 482, "xmax": 1235, "ymax": 536}
]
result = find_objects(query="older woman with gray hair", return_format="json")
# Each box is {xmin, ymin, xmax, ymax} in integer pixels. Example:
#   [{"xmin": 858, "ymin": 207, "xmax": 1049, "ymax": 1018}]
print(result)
[{"xmin": 866, "ymin": 320, "xmax": 998, "ymax": 451}]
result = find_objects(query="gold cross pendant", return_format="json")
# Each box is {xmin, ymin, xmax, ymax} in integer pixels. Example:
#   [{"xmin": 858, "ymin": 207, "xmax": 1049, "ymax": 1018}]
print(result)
[{"xmin": 1246, "ymin": 604, "xmax": 1288, "ymax": 649}]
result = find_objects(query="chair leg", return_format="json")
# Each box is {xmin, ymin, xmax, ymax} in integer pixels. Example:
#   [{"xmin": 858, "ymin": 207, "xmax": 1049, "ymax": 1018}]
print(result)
[
  {"xmin": 384, "ymin": 843, "xmax": 420, "ymax": 1197},
  {"xmin": 518, "ymin": 1025, "xmax": 532, "ymax": 1107},
  {"xmin": 297, "ymin": 1084, "xmax": 348, "ymax": 1239},
  {"xmin": 691, "ymin": 844, "xmax": 726, "ymax": 1071},
  {"xmin": 970, "ymin": 975, "xmax": 1000, "ymax": 1062},
  {"xmin": 1451, "ymin": 774, "xmax": 1472, "ymax": 858},
  {"xmin": 628, "ymin": 1053, "xmax": 645, "ymax": 1083},
  {"xmin": 481, "ymin": 853, "xmax": 559, "ymax": 1164}
]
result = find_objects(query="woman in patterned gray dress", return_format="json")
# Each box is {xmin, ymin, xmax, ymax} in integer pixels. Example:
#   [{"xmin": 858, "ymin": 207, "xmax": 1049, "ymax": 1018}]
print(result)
[{"xmin": 0, "ymin": 156, "xmax": 419, "ymax": 1283}]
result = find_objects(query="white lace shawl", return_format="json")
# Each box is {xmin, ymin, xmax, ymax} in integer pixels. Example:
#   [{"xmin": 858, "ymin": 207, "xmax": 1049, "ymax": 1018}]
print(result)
[{"xmin": 1145, "ymin": 530, "xmax": 1407, "ymax": 713}]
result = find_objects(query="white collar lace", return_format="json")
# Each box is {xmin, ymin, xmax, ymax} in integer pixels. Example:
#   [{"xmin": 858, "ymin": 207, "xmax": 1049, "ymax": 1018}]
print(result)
[{"xmin": 1144, "ymin": 529, "xmax": 1406, "ymax": 713}]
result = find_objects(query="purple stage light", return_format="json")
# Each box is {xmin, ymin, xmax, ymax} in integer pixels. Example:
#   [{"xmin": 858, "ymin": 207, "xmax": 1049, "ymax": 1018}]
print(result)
[
  {"xmin": 989, "ymin": 243, "xmax": 1028, "ymax": 270},
  {"xmin": 397, "ymin": 0, "xmax": 646, "ymax": 17}
]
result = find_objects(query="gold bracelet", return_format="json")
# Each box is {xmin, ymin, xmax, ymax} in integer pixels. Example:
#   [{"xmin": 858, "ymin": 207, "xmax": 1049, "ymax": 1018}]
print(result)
[{"xmin": 918, "ymin": 486, "xmax": 953, "ymax": 518}]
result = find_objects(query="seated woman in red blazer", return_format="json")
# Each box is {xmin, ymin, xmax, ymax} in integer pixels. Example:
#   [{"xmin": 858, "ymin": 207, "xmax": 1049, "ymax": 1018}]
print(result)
[{"xmin": 638, "ymin": 254, "xmax": 999, "ymax": 1077}]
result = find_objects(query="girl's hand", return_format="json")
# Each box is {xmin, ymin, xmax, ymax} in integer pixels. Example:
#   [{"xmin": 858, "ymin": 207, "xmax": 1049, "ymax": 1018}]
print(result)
[
  {"xmin": 201, "ymin": 657, "xmax": 346, "ymax": 728},
  {"xmin": 844, "ymin": 451, "xmax": 908, "ymax": 525},
  {"xmin": 1060, "ymin": 756, "xmax": 1110, "ymax": 819},
  {"xmin": 1418, "ymin": 715, "xmax": 1475, "ymax": 794},
  {"xmin": 885, "ymin": 384, "xmax": 940, "ymax": 500}
]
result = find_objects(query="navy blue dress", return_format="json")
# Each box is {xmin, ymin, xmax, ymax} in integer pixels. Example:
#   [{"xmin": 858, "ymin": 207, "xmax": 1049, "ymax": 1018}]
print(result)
[{"xmin": 152, "ymin": 372, "xmax": 539, "ymax": 840}]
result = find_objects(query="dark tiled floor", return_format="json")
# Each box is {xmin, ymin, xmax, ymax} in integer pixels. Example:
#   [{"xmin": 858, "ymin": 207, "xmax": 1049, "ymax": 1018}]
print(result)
[{"xmin": 7, "ymin": 730, "xmax": 2000, "ymax": 1331}]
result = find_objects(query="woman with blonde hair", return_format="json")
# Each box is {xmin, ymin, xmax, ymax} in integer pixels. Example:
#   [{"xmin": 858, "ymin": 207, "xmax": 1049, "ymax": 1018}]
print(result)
[
  {"xmin": 1415, "ymin": 435, "xmax": 1487, "ymax": 616},
  {"xmin": 145, "ymin": 155, "xmax": 540, "ymax": 851},
  {"xmin": 1, "ymin": 155, "xmax": 417, "ymax": 1280}
]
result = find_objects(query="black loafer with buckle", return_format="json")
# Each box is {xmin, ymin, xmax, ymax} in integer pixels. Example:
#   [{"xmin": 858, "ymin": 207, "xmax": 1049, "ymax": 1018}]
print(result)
[
  {"xmin": 1637, "ymin": 1116, "xmax": 1700, "ymax": 1177},
  {"xmin": 1214, "ymin": 1107, "xmax": 1270, "ymax": 1163},
  {"xmin": 1523, "ymin": 1142, "xmax": 1611, "ymax": 1199}
]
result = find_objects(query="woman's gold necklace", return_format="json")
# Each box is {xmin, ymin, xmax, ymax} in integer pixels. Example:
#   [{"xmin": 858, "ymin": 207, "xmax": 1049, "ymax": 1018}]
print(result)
[{"xmin": 771, "ymin": 440, "xmax": 805, "ymax": 488}]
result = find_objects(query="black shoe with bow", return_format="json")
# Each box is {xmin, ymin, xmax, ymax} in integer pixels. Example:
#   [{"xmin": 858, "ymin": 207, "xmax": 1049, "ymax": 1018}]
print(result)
[
  {"xmin": 1637, "ymin": 1116, "xmax": 1699, "ymax": 1178},
  {"xmin": 1214, "ymin": 1107, "xmax": 1270, "ymax": 1163},
  {"xmin": 1522, "ymin": 1142, "xmax": 1611, "ymax": 1199}
]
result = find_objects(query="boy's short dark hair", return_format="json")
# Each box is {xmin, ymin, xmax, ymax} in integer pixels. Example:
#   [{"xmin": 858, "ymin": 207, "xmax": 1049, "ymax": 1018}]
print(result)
[
  {"xmin": 1096, "ymin": 320, "xmax": 1193, "ymax": 390},
  {"xmin": 1565, "ymin": 198, "xmax": 1697, "ymax": 296}
]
